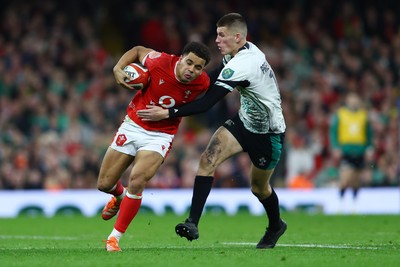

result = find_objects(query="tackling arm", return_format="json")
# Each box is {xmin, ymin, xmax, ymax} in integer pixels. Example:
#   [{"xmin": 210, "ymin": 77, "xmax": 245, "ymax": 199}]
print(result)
[
  {"xmin": 168, "ymin": 84, "xmax": 229, "ymax": 118},
  {"xmin": 136, "ymin": 84, "xmax": 230, "ymax": 121}
]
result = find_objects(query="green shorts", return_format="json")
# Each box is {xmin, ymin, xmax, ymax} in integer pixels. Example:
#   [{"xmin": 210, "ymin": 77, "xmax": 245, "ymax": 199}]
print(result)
[{"xmin": 223, "ymin": 115, "xmax": 285, "ymax": 170}]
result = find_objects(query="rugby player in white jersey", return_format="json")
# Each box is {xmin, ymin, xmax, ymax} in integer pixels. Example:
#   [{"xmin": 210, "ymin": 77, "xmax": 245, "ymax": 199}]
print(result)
[{"xmin": 137, "ymin": 13, "xmax": 287, "ymax": 249}]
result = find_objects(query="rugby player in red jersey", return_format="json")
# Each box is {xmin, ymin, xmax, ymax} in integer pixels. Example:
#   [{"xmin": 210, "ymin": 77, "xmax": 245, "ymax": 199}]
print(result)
[{"xmin": 97, "ymin": 42, "xmax": 210, "ymax": 252}]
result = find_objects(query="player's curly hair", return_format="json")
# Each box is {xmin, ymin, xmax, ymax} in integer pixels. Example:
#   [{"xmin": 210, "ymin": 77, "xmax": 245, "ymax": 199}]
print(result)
[{"xmin": 182, "ymin": 42, "xmax": 211, "ymax": 66}]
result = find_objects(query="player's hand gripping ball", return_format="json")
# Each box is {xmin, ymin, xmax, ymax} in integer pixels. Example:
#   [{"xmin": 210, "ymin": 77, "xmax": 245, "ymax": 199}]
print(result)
[{"xmin": 123, "ymin": 63, "xmax": 150, "ymax": 90}]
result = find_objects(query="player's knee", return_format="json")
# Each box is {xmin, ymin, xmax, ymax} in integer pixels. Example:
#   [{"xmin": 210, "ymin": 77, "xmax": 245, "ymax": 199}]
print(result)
[
  {"xmin": 128, "ymin": 174, "xmax": 148, "ymax": 190},
  {"xmin": 251, "ymin": 185, "xmax": 272, "ymax": 200},
  {"xmin": 97, "ymin": 179, "xmax": 113, "ymax": 192},
  {"xmin": 251, "ymin": 187, "xmax": 263, "ymax": 199}
]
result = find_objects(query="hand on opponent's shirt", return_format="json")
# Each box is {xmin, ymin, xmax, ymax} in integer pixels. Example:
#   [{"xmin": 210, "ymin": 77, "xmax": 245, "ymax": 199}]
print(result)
[{"xmin": 137, "ymin": 105, "xmax": 169, "ymax": 121}]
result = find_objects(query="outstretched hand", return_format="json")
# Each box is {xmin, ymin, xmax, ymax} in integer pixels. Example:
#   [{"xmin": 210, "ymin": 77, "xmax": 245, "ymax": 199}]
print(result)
[{"xmin": 137, "ymin": 105, "xmax": 169, "ymax": 121}]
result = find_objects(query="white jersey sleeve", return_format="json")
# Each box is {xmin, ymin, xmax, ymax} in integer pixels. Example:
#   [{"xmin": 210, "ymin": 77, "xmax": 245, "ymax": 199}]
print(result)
[{"xmin": 215, "ymin": 42, "xmax": 286, "ymax": 134}]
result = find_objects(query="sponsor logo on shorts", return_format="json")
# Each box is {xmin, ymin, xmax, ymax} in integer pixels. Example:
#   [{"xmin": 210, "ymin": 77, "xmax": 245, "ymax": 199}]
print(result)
[
  {"xmin": 225, "ymin": 119, "xmax": 234, "ymax": 126},
  {"xmin": 258, "ymin": 157, "xmax": 267, "ymax": 167}
]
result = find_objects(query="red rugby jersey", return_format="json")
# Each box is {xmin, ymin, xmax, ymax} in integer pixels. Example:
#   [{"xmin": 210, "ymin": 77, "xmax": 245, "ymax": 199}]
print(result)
[{"xmin": 126, "ymin": 52, "xmax": 210, "ymax": 135}]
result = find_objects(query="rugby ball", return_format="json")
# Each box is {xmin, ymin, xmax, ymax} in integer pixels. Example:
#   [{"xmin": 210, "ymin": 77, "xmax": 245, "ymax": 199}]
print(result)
[{"xmin": 123, "ymin": 63, "xmax": 150, "ymax": 90}]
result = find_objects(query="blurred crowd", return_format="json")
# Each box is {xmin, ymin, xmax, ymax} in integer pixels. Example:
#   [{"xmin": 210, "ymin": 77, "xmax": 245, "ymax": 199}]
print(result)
[{"xmin": 0, "ymin": 0, "xmax": 399, "ymax": 190}]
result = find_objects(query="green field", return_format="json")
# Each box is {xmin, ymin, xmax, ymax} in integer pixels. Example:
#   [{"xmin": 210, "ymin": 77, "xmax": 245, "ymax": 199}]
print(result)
[{"xmin": 0, "ymin": 212, "xmax": 399, "ymax": 267}]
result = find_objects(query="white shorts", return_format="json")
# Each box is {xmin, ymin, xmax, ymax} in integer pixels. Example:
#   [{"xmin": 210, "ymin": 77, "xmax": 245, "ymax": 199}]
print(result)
[{"xmin": 110, "ymin": 116, "xmax": 174, "ymax": 158}]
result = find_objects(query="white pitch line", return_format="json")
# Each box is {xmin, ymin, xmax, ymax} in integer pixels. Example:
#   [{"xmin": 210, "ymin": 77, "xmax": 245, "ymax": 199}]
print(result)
[
  {"xmin": 0, "ymin": 235, "xmax": 78, "ymax": 240},
  {"xmin": 223, "ymin": 242, "xmax": 379, "ymax": 250},
  {"xmin": 0, "ymin": 236, "xmax": 381, "ymax": 251}
]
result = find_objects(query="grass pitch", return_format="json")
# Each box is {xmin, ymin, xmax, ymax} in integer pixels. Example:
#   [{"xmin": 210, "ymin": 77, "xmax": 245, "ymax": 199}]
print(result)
[{"xmin": 0, "ymin": 212, "xmax": 399, "ymax": 267}]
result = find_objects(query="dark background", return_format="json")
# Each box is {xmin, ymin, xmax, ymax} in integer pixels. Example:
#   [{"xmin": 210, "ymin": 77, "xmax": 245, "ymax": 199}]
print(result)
[{"xmin": 0, "ymin": 0, "xmax": 399, "ymax": 190}]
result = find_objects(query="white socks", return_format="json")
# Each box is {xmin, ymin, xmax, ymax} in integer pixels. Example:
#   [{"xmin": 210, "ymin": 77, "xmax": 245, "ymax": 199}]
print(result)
[{"xmin": 109, "ymin": 228, "xmax": 123, "ymax": 242}]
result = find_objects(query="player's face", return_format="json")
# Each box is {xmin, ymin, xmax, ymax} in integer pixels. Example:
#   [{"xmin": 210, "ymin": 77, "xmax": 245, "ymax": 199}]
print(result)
[
  {"xmin": 346, "ymin": 94, "xmax": 361, "ymax": 111},
  {"xmin": 216, "ymin": 26, "xmax": 239, "ymax": 56},
  {"xmin": 176, "ymin": 52, "xmax": 206, "ymax": 83}
]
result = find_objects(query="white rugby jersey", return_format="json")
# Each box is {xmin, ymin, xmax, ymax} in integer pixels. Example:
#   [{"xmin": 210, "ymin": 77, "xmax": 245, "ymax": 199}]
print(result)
[{"xmin": 215, "ymin": 42, "xmax": 286, "ymax": 134}]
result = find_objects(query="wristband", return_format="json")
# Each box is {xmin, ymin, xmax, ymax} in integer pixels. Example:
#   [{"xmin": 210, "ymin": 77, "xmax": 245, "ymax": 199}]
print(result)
[{"xmin": 168, "ymin": 108, "xmax": 177, "ymax": 118}]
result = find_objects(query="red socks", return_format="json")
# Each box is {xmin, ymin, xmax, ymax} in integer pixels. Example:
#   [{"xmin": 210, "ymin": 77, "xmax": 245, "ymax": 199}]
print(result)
[
  {"xmin": 114, "ymin": 193, "xmax": 142, "ymax": 233},
  {"xmin": 109, "ymin": 181, "xmax": 124, "ymax": 196}
]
